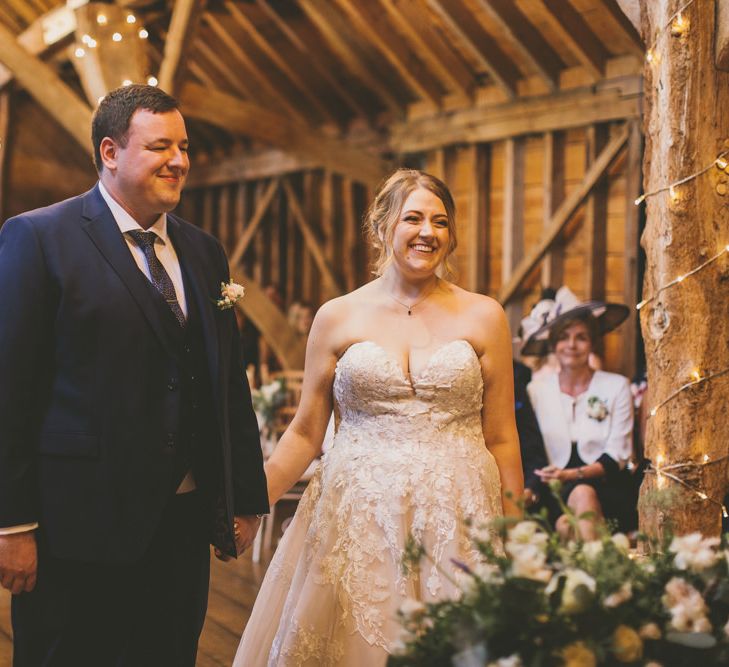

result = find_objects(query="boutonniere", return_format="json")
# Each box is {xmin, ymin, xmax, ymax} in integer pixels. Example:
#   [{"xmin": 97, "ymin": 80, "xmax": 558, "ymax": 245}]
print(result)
[
  {"xmin": 215, "ymin": 281, "xmax": 245, "ymax": 310},
  {"xmin": 586, "ymin": 396, "xmax": 609, "ymax": 422}
]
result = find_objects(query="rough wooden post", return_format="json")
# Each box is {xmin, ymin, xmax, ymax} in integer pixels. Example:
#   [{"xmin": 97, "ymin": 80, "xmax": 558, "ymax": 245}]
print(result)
[{"xmin": 638, "ymin": 0, "xmax": 729, "ymax": 538}]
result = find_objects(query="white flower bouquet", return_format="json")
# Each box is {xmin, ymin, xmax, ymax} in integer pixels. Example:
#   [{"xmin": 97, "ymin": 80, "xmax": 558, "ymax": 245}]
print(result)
[
  {"xmin": 251, "ymin": 378, "xmax": 286, "ymax": 436},
  {"xmin": 389, "ymin": 493, "xmax": 729, "ymax": 667}
]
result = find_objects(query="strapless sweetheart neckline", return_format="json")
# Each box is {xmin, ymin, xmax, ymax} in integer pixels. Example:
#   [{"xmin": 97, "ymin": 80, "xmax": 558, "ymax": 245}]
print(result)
[{"xmin": 337, "ymin": 338, "xmax": 478, "ymax": 387}]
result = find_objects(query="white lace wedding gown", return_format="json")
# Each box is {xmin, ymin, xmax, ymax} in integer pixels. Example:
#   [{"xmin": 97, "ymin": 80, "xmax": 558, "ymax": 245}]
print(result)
[{"xmin": 234, "ymin": 339, "xmax": 503, "ymax": 666}]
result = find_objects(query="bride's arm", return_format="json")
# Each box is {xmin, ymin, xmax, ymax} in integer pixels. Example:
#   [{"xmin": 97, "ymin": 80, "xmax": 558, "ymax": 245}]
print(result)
[
  {"xmin": 264, "ymin": 302, "xmax": 340, "ymax": 505},
  {"xmin": 477, "ymin": 298, "xmax": 524, "ymax": 517}
]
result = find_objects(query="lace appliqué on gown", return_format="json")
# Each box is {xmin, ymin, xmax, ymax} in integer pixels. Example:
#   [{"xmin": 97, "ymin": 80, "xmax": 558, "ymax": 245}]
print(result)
[{"xmin": 234, "ymin": 339, "xmax": 503, "ymax": 667}]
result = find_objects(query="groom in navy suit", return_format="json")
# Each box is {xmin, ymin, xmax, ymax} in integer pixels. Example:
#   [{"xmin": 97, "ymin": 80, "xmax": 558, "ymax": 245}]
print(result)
[{"xmin": 0, "ymin": 84, "xmax": 268, "ymax": 665}]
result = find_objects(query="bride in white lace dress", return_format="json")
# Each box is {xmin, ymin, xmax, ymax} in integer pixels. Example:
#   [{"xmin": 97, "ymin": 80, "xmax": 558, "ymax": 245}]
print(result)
[{"xmin": 234, "ymin": 169, "xmax": 524, "ymax": 666}]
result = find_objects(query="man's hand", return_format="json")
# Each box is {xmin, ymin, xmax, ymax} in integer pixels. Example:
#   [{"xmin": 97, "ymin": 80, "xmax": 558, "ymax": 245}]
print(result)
[
  {"xmin": 233, "ymin": 515, "xmax": 261, "ymax": 556},
  {"xmin": 213, "ymin": 515, "xmax": 261, "ymax": 561},
  {"xmin": 0, "ymin": 531, "xmax": 37, "ymax": 594}
]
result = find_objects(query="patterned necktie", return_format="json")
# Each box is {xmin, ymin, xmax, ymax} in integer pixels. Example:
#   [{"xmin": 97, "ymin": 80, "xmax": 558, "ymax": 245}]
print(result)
[{"xmin": 127, "ymin": 230, "xmax": 186, "ymax": 327}]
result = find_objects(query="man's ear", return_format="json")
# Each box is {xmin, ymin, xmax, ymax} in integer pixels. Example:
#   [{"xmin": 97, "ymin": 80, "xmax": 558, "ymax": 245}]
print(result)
[{"xmin": 99, "ymin": 137, "xmax": 118, "ymax": 172}]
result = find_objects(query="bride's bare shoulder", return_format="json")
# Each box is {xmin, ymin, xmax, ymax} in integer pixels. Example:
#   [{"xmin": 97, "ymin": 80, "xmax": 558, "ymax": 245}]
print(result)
[
  {"xmin": 312, "ymin": 282, "xmax": 380, "ymax": 336},
  {"xmin": 443, "ymin": 282, "xmax": 506, "ymax": 322}
]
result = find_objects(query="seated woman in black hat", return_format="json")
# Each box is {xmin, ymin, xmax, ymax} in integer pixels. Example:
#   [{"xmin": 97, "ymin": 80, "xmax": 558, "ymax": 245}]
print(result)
[{"xmin": 521, "ymin": 287, "xmax": 634, "ymax": 540}]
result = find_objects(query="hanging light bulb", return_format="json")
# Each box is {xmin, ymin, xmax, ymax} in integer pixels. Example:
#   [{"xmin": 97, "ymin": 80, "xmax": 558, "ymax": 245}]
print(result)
[
  {"xmin": 138, "ymin": 28, "xmax": 149, "ymax": 39},
  {"xmin": 127, "ymin": 14, "xmax": 137, "ymax": 24},
  {"xmin": 112, "ymin": 32, "xmax": 123, "ymax": 42},
  {"xmin": 147, "ymin": 76, "xmax": 158, "ymax": 86},
  {"xmin": 74, "ymin": 47, "xmax": 85, "ymax": 58},
  {"xmin": 97, "ymin": 13, "xmax": 108, "ymax": 25},
  {"xmin": 671, "ymin": 12, "xmax": 688, "ymax": 36}
]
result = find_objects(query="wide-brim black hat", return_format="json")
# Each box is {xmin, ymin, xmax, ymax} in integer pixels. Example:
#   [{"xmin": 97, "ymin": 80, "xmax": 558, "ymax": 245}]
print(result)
[{"xmin": 520, "ymin": 287, "xmax": 630, "ymax": 356}]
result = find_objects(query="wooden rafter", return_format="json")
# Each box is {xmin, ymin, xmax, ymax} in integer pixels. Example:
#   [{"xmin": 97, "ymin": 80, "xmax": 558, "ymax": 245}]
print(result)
[
  {"xmin": 497, "ymin": 124, "xmax": 629, "ymax": 305},
  {"xmin": 502, "ymin": 137, "xmax": 525, "ymax": 334},
  {"xmin": 540, "ymin": 0, "xmax": 609, "ymax": 80},
  {"xmin": 0, "ymin": 20, "xmax": 92, "ymax": 156},
  {"xmin": 390, "ymin": 83, "xmax": 640, "ymax": 153},
  {"xmin": 540, "ymin": 130, "xmax": 566, "ymax": 288},
  {"xmin": 0, "ymin": 91, "xmax": 9, "ymax": 219},
  {"xmin": 224, "ymin": 2, "xmax": 339, "ymax": 126},
  {"xmin": 583, "ymin": 124, "xmax": 609, "ymax": 300},
  {"xmin": 381, "ymin": 0, "xmax": 475, "ymax": 99},
  {"xmin": 255, "ymin": 0, "xmax": 364, "ymax": 118},
  {"xmin": 158, "ymin": 0, "xmax": 205, "ymax": 95},
  {"xmin": 283, "ymin": 179, "xmax": 343, "ymax": 298},
  {"xmin": 0, "ymin": 3, "xmax": 77, "ymax": 90},
  {"xmin": 179, "ymin": 82, "xmax": 388, "ymax": 186},
  {"xmin": 297, "ymin": 0, "xmax": 404, "ymax": 115},
  {"xmin": 203, "ymin": 10, "xmax": 308, "ymax": 125},
  {"xmin": 596, "ymin": 0, "xmax": 644, "ymax": 57},
  {"xmin": 228, "ymin": 177, "xmax": 280, "ymax": 267},
  {"xmin": 335, "ymin": 0, "xmax": 443, "ymax": 106},
  {"xmin": 475, "ymin": 0, "xmax": 563, "ymax": 92},
  {"xmin": 186, "ymin": 149, "xmax": 318, "ymax": 188},
  {"xmin": 424, "ymin": 0, "xmax": 519, "ymax": 98},
  {"xmin": 192, "ymin": 36, "xmax": 254, "ymax": 100}
]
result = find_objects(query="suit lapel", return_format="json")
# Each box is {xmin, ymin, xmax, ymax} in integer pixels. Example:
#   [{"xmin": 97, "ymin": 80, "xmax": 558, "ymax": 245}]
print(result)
[
  {"xmin": 80, "ymin": 185, "xmax": 181, "ymax": 359},
  {"xmin": 167, "ymin": 218, "xmax": 221, "ymax": 399}
]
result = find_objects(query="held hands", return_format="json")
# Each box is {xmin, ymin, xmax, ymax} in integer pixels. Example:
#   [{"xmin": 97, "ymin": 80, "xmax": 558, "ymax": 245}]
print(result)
[
  {"xmin": 0, "ymin": 531, "xmax": 37, "ymax": 594},
  {"xmin": 214, "ymin": 515, "xmax": 261, "ymax": 562}
]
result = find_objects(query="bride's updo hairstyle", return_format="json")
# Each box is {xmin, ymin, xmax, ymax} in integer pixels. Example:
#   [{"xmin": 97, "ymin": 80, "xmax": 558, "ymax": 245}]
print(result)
[{"xmin": 365, "ymin": 168, "xmax": 457, "ymax": 276}]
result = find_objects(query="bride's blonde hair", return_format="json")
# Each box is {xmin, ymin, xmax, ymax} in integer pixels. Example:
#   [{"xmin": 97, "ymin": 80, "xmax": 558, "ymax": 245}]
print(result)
[{"xmin": 365, "ymin": 169, "xmax": 458, "ymax": 276}]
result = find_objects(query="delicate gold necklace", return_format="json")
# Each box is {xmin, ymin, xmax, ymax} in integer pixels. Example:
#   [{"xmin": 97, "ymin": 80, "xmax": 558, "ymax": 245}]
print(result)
[{"xmin": 386, "ymin": 278, "xmax": 439, "ymax": 316}]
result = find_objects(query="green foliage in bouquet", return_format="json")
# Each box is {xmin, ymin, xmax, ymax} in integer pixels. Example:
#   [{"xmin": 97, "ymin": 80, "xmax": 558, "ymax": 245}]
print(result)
[{"xmin": 388, "ymin": 487, "xmax": 729, "ymax": 667}]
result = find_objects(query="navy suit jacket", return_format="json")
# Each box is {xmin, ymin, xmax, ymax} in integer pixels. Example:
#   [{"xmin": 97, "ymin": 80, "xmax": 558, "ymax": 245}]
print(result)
[{"xmin": 0, "ymin": 185, "xmax": 268, "ymax": 562}]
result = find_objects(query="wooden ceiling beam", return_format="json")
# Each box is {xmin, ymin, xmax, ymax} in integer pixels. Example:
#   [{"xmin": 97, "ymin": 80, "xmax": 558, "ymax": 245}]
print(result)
[
  {"xmin": 390, "ymin": 81, "xmax": 640, "ymax": 153},
  {"xmin": 297, "ymin": 0, "xmax": 404, "ymax": 116},
  {"xmin": 596, "ymin": 0, "xmax": 644, "ymax": 57},
  {"xmin": 179, "ymin": 82, "xmax": 388, "ymax": 186},
  {"xmin": 0, "ymin": 20, "xmax": 92, "ymax": 156},
  {"xmin": 192, "ymin": 37, "xmax": 255, "ymax": 100},
  {"xmin": 4, "ymin": 0, "xmax": 37, "ymax": 26},
  {"xmin": 540, "ymin": 0, "xmax": 609, "ymax": 80},
  {"xmin": 186, "ymin": 149, "xmax": 319, "ymax": 188},
  {"xmin": 334, "ymin": 0, "xmax": 443, "ymax": 106},
  {"xmin": 0, "ymin": 3, "xmax": 77, "ymax": 90},
  {"xmin": 255, "ymin": 0, "xmax": 364, "ymax": 119},
  {"xmin": 203, "ymin": 10, "xmax": 309, "ymax": 125},
  {"xmin": 381, "ymin": 0, "xmax": 476, "ymax": 99},
  {"xmin": 224, "ymin": 2, "xmax": 339, "ymax": 127},
  {"xmin": 158, "ymin": 0, "xmax": 205, "ymax": 95},
  {"xmin": 475, "ymin": 0, "xmax": 563, "ymax": 92}
]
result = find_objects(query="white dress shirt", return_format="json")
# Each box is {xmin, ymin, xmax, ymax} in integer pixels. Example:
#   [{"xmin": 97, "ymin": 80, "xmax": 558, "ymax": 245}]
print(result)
[
  {"xmin": 0, "ymin": 184, "xmax": 195, "ymax": 535},
  {"xmin": 527, "ymin": 370, "xmax": 634, "ymax": 469}
]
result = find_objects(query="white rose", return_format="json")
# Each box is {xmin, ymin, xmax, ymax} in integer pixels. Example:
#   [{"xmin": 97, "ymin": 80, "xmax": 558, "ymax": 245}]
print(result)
[
  {"xmin": 509, "ymin": 544, "xmax": 552, "ymax": 582},
  {"xmin": 398, "ymin": 597, "xmax": 426, "ymax": 619},
  {"xmin": 611, "ymin": 533, "xmax": 630, "ymax": 553},
  {"xmin": 488, "ymin": 655, "xmax": 523, "ymax": 667},
  {"xmin": 553, "ymin": 568, "xmax": 596, "ymax": 614},
  {"xmin": 604, "ymin": 581, "xmax": 632, "ymax": 608},
  {"xmin": 669, "ymin": 533, "xmax": 720, "ymax": 572},
  {"xmin": 508, "ymin": 521, "xmax": 548, "ymax": 548},
  {"xmin": 582, "ymin": 540, "xmax": 604, "ymax": 561}
]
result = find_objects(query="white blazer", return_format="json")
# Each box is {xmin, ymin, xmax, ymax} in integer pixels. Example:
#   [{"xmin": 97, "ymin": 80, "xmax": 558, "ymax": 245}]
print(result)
[{"xmin": 527, "ymin": 370, "xmax": 633, "ymax": 469}]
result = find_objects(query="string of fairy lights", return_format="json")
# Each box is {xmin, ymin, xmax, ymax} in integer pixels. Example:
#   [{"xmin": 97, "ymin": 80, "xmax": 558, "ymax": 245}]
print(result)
[
  {"xmin": 72, "ymin": 10, "xmax": 157, "ymax": 90},
  {"xmin": 635, "ymin": 0, "xmax": 729, "ymax": 516}
]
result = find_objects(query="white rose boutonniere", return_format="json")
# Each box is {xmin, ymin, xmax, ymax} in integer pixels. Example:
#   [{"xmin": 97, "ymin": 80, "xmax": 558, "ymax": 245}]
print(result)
[
  {"xmin": 586, "ymin": 395, "xmax": 609, "ymax": 422},
  {"xmin": 216, "ymin": 281, "xmax": 245, "ymax": 310}
]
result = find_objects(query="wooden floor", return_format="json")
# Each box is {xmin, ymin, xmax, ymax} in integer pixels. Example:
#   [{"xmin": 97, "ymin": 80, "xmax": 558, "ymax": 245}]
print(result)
[{"xmin": 0, "ymin": 547, "xmax": 274, "ymax": 667}]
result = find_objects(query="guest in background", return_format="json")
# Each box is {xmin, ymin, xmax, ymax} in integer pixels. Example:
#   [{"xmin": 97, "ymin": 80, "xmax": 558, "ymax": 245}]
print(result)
[
  {"xmin": 522, "ymin": 287, "xmax": 633, "ymax": 540},
  {"xmin": 513, "ymin": 360, "xmax": 548, "ymax": 509}
]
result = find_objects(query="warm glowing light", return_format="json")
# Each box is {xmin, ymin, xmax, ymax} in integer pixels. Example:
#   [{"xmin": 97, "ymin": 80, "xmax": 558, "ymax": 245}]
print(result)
[
  {"xmin": 87, "ymin": 38, "xmax": 97, "ymax": 48},
  {"xmin": 634, "ymin": 195, "xmax": 646, "ymax": 206},
  {"xmin": 97, "ymin": 13, "xmax": 107, "ymax": 25},
  {"xmin": 671, "ymin": 12, "xmax": 688, "ymax": 36},
  {"xmin": 81, "ymin": 34, "xmax": 92, "ymax": 45},
  {"xmin": 636, "ymin": 300, "xmax": 647, "ymax": 310},
  {"xmin": 723, "ymin": 506, "xmax": 728, "ymax": 519},
  {"xmin": 650, "ymin": 407, "xmax": 657, "ymax": 417},
  {"xmin": 676, "ymin": 274, "xmax": 685, "ymax": 283},
  {"xmin": 669, "ymin": 185, "xmax": 680, "ymax": 202},
  {"xmin": 656, "ymin": 454, "xmax": 665, "ymax": 467},
  {"xmin": 691, "ymin": 369, "xmax": 702, "ymax": 382},
  {"xmin": 97, "ymin": 96, "xmax": 105, "ymax": 106},
  {"xmin": 716, "ymin": 157, "xmax": 728, "ymax": 170},
  {"xmin": 138, "ymin": 28, "xmax": 149, "ymax": 39},
  {"xmin": 126, "ymin": 14, "xmax": 136, "ymax": 24},
  {"xmin": 703, "ymin": 454, "xmax": 710, "ymax": 463},
  {"xmin": 112, "ymin": 32, "xmax": 122, "ymax": 42},
  {"xmin": 147, "ymin": 76, "xmax": 158, "ymax": 86},
  {"xmin": 74, "ymin": 47, "xmax": 85, "ymax": 58},
  {"xmin": 646, "ymin": 49, "xmax": 654, "ymax": 63},
  {"xmin": 697, "ymin": 491, "xmax": 708, "ymax": 500},
  {"xmin": 122, "ymin": 79, "xmax": 133, "ymax": 86}
]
